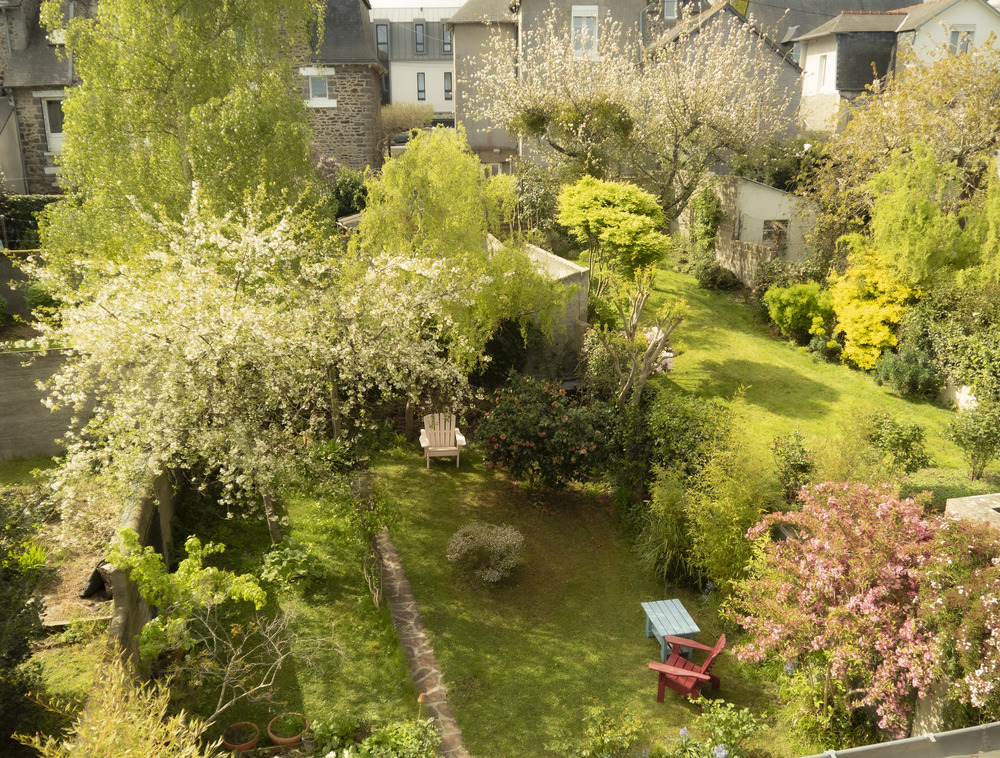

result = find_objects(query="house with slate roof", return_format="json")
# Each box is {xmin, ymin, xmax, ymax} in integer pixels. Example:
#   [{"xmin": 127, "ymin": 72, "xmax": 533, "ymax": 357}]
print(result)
[
  {"xmin": 305, "ymin": 0, "xmax": 385, "ymax": 170},
  {"xmin": 793, "ymin": 0, "xmax": 1000, "ymax": 131},
  {"xmin": 0, "ymin": 0, "xmax": 77, "ymax": 193}
]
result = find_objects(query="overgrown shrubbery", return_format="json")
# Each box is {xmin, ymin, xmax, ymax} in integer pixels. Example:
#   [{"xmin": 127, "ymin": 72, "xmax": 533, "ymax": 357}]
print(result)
[
  {"xmin": 0, "ymin": 485, "xmax": 44, "ymax": 757},
  {"xmin": 476, "ymin": 374, "xmax": 612, "ymax": 488},
  {"xmin": 636, "ymin": 466, "xmax": 699, "ymax": 586},
  {"xmin": 865, "ymin": 411, "xmax": 932, "ymax": 474},
  {"xmin": 872, "ymin": 346, "xmax": 943, "ymax": 399},
  {"xmin": 647, "ymin": 389, "xmax": 726, "ymax": 481},
  {"xmin": 763, "ymin": 281, "xmax": 833, "ymax": 345},
  {"xmin": 772, "ymin": 432, "xmax": 815, "ymax": 504},
  {"xmin": 545, "ymin": 703, "xmax": 643, "ymax": 758},
  {"xmin": 446, "ymin": 521, "xmax": 524, "ymax": 584}
]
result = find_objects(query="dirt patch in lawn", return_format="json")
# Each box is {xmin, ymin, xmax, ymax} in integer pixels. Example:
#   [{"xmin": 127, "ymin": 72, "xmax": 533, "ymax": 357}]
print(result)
[{"xmin": 36, "ymin": 544, "xmax": 113, "ymax": 627}]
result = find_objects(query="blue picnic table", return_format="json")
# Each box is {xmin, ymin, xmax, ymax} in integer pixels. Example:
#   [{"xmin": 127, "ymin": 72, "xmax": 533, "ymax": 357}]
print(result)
[{"xmin": 641, "ymin": 599, "xmax": 700, "ymax": 662}]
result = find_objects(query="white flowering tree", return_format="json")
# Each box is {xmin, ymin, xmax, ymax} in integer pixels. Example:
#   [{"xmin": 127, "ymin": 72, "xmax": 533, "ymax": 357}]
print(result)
[
  {"xmin": 468, "ymin": 7, "xmax": 797, "ymax": 222},
  {"xmin": 27, "ymin": 189, "xmax": 477, "ymax": 521}
]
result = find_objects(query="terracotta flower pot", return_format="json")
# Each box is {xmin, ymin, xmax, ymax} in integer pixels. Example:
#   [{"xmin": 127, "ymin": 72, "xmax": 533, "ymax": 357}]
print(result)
[
  {"xmin": 267, "ymin": 712, "xmax": 307, "ymax": 747},
  {"xmin": 222, "ymin": 721, "xmax": 259, "ymax": 752}
]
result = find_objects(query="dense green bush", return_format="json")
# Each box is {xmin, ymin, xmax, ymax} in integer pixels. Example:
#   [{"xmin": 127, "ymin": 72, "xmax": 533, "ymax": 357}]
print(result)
[
  {"xmin": 695, "ymin": 261, "xmax": 742, "ymax": 291},
  {"xmin": 446, "ymin": 521, "xmax": 524, "ymax": 584},
  {"xmin": 546, "ymin": 703, "xmax": 643, "ymax": 758},
  {"xmin": 772, "ymin": 432, "xmax": 815, "ymax": 504},
  {"xmin": 470, "ymin": 319, "xmax": 539, "ymax": 389},
  {"xmin": 647, "ymin": 389, "xmax": 727, "ymax": 480},
  {"xmin": 310, "ymin": 718, "xmax": 439, "ymax": 757},
  {"xmin": 872, "ymin": 346, "xmax": 943, "ymax": 399},
  {"xmin": 665, "ymin": 699, "xmax": 763, "ymax": 758},
  {"xmin": 0, "ymin": 485, "xmax": 45, "ymax": 756},
  {"xmin": 23, "ymin": 281, "xmax": 59, "ymax": 312},
  {"xmin": 945, "ymin": 400, "xmax": 1000, "ymax": 480},
  {"xmin": 865, "ymin": 411, "xmax": 932, "ymax": 474},
  {"xmin": 0, "ymin": 194, "xmax": 59, "ymax": 249},
  {"xmin": 476, "ymin": 374, "xmax": 612, "ymax": 488},
  {"xmin": 763, "ymin": 281, "xmax": 833, "ymax": 344},
  {"xmin": 0, "ymin": 293, "xmax": 7, "ymax": 324}
]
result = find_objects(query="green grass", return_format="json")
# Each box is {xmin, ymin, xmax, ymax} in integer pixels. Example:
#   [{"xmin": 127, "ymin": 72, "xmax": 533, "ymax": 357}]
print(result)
[
  {"xmin": 651, "ymin": 268, "xmax": 968, "ymax": 478},
  {"xmin": 174, "ymin": 489, "xmax": 414, "ymax": 743},
  {"xmin": 378, "ymin": 446, "xmax": 791, "ymax": 757},
  {"xmin": 0, "ymin": 455, "xmax": 56, "ymax": 485}
]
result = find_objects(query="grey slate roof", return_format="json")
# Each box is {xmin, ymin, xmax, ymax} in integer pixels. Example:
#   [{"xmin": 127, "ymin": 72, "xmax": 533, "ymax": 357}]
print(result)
[
  {"xmin": 792, "ymin": 0, "xmax": 999, "ymax": 41},
  {"xmin": 448, "ymin": 0, "xmax": 515, "ymax": 25},
  {"xmin": 742, "ymin": 0, "xmax": 918, "ymax": 46},
  {"xmin": 4, "ymin": 22, "xmax": 71, "ymax": 89},
  {"xmin": 313, "ymin": 0, "xmax": 381, "ymax": 66}
]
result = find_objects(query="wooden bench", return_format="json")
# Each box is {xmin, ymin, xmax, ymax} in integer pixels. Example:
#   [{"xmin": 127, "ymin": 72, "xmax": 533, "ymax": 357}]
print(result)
[{"xmin": 641, "ymin": 599, "xmax": 700, "ymax": 662}]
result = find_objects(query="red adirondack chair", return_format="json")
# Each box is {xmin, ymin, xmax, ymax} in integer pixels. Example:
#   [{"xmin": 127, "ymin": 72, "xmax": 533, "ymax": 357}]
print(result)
[{"xmin": 648, "ymin": 633, "xmax": 726, "ymax": 702}]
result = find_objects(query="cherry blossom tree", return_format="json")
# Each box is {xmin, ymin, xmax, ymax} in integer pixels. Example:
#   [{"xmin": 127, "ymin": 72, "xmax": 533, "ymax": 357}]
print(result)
[
  {"xmin": 467, "ymin": 7, "xmax": 798, "ymax": 222},
  {"xmin": 26, "ymin": 189, "xmax": 477, "ymax": 519}
]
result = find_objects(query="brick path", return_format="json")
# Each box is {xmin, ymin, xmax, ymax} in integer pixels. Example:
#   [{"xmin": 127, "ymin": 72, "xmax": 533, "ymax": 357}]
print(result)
[{"xmin": 376, "ymin": 530, "xmax": 470, "ymax": 758}]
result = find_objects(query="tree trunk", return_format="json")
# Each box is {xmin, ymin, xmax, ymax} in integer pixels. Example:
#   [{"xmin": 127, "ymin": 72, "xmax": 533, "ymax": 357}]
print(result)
[
  {"xmin": 262, "ymin": 492, "xmax": 283, "ymax": 544},
  {"xmin": 329, "ymin": 365, "xmax": 343, "ymax": 441}
]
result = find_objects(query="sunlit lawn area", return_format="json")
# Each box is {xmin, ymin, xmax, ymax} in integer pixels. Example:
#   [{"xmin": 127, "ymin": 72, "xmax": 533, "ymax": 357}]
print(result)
[{"xmin": 378, "ymin": 445, "xmax": 792, "ymax": 757}]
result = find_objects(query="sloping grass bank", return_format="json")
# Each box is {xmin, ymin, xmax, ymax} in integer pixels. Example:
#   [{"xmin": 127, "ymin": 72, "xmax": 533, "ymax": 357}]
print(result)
[{"xmin": 650, "ymin": 268, "xmax": 973, "ymax": 485}]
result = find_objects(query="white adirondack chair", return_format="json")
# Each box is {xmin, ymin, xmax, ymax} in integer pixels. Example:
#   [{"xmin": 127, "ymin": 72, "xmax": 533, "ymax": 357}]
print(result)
[{"xmin": 419, "ymin": 412, "xmax": 466, "ymax": 469}]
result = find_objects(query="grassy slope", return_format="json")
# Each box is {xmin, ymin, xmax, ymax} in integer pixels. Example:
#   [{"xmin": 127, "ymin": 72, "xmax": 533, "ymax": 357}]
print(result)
[{"xmin": 650, "ymin": 268, "xmax": 966, "ymax": 474}]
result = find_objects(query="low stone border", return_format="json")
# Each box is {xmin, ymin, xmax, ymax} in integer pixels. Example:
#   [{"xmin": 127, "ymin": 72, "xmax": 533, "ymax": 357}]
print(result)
[{"xmin": 376, "ymin": 530, "xmax": 470, "ymax": 758}]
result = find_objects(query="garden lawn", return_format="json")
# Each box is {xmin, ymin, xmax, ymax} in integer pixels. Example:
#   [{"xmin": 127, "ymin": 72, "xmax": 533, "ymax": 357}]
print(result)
[
  {"xmin": 176, "ymin": 488, "xmax": 415, "ymax": 744},
  {"xmin": 377, "ymin": 446, "xmax": 793, "ymax": 758},
  {"xmin": 650, "ymin": 268, "xmax": 982, "ymax": 498}
]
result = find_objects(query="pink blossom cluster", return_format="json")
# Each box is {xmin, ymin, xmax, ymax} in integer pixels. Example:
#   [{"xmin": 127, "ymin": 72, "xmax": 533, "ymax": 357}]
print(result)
[{"xmin": 729, "ymin": 482, "xmax": 1000, "ymax": 736}]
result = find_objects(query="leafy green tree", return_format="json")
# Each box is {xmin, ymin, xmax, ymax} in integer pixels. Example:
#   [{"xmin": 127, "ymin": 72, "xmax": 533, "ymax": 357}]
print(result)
[
  {"xmin": 375, "ymin": 102, "xmax": 435, "ymax": 158},
  {"xmin": 556, "ymin": 176, "xmax": 670, "ymax": 300},
  {"xmin": 353, "ymin": 128, "xmax": 566, "ymax": 371},
  {"xmin": 867, "ymin": 144, "xmax": 978, "ymax": 288},
  {"xmin": 40, "ymin": 0, "xmax": 324, "ymax": 273},
  {"xmin": 804, "ymin": 43, "xmax": 1000, "ymax": 262}
]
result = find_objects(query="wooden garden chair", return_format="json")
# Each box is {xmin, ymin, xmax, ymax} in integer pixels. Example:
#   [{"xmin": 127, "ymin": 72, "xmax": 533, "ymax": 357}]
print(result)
[
  {"xmin": 419, "ymin": 412, "xmax": 466, "ymax": 469},
  {"xmin": 648, "ymin": 633, "xmax": 726, "ymax": 702}
]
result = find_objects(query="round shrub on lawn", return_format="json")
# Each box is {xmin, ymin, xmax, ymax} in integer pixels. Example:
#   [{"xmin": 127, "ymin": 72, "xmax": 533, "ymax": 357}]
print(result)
[{"xmin": 446, "ymin": 522, "xmax": 524, "ymax": 584}]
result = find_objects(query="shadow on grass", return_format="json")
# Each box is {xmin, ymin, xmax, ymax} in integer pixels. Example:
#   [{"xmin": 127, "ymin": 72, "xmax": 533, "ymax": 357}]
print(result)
[{"xmin": 693, "ymin": 358, "xmax": 840, "ymax": 418}]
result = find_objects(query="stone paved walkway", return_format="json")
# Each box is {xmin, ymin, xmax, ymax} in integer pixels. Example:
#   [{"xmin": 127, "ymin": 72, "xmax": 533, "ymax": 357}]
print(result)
[{"xmin": 376, "ymin": 530, "xmax": 470, "ymax": 758}]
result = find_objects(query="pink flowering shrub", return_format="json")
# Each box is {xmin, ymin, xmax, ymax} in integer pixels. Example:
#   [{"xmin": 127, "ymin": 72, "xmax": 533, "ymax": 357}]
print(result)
[
  {"xmin": 475, "ymin": 374, "xmax": 612, "ymax": 489},
  {"xmin": 727, "ymin": 483, "xmax": 937, "ymax": 737}
]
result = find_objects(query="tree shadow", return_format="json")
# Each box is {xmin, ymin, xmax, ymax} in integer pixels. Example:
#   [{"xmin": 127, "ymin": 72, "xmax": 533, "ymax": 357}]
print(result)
[{"xmin": 691, "ymin": 358, "xmax": 840, "ymax": 418}]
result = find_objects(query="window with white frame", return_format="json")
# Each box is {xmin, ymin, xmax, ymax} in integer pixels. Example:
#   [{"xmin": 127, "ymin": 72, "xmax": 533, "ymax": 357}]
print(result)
[
  {"xmin": 415, "ymin": 23, "xmax": 425, "ymax": 53},
  {"xmin": 572, "ymin": 5, "xmax": 599, "ymax": 59},
  {"xmin": 950, "ymin": 25, "xmax": 975, "ymax": 55},
  {"xmin": 299, "ymin": 67, "xmax": 337, "ymax": 108},
  {"xmin": 444, "ymin": 71, "xmax": 453, "ymax": 101},
  {"xmin": 38, "ymin": 96, "xmax": 64, "ymax": 152},
  {"xmin": 417, "ymin": 72, "xmax": 426, "ymax": 101},
  {"xmin": 816, "ymin": 54, "xmax": 828, "ymax": 94}
]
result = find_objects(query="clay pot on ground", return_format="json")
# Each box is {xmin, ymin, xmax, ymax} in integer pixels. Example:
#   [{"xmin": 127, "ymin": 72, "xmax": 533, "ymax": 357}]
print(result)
[
  {"xmin": 222, "ymin": 721, "xmax": 260, "ymax": 752},
  {"xmin": 267, "ymin": 712, "xmax": 308, "ymax": 748}
]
